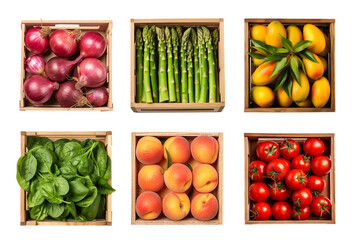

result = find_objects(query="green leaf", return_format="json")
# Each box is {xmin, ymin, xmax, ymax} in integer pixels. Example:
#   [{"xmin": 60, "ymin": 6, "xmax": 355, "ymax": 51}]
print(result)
[
  {"xmin": 294, "ymin": 40, "xmax": 312, "ymax": 53},
  {"xmin": 298, "ymin": 49, "xmax": 319, "ymax": 63},
  {"xmin": 274, "ymin": 68, "xmax": 288, "ymax": 91},
  {"xmin": 16, "ymin": 156, "xmax": 30, "ymax": 192},
  {"xmin": 250, "ymin": 39, "xmax": 267, "ymax": 49},
  {"xmin": 247, "ymin": 52, "xmax": 265, "ymax": 59},
  {"xmin": 47, "ymin": 203, "xmax": 65, "ymax": 218},
  {"xmin": 283, "ymin": 77, "xmax": 293, "ymax": 99},
  {"xmin": 280, "ymin": 34, "xmax": 293, "ymax": 52},
  {"xmin": 67, "ymin": 201, "xmax": 77, "ymax": 221},
  {"xmin": 290, "ymin": 57, "xmax": 300, "ymax": 86},
  {"xmin": 53, "ymin": 176, "xmax": 69, "ymax": 196},
  {"xmin": 251, "ymin": 46, "xmax": 269, "ymax": 55},
  {"xmin": 266, "ymin": 45, "xmax": 278, "ymax": 54},
  {"xmin": 270, "ymin": 57, "xmax": 288, "ymax": 78},
  {"xmin": 20, "ymin": 153, "xmax": 37, "ymax": 181},
  {"xmin": 261, "ymin": 55, "xmax": 284, "ymax": 65},
  {"xmin": 187, "ymin": 164, "xmax": 193, "ymax": 172},
  {"xmin": 297, "ymin": 56, "xmax": 306, "ymax": 75},
  {"xmin": 165, "ymin": 148, "xmax": 173, "ymax": 170},
  {"xmin": 275, "ymin": 48, "xmax": 290, "ymax": 54}
]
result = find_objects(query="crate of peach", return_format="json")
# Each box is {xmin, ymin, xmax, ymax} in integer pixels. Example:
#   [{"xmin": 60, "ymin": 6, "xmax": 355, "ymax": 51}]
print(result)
[
  {"xmin": 244, "ymin": 19, "xmax": 335, "ymax": 112},
  {"xmin": 132, "ymin": 132, "xmax": 223, "ymax": 224},
  {"xmin": 244, "ymin": 133, "xmax": 335, "ymax": 224},
  {"xmin": 20, "ymin": 20, "xmax": 113, "ymax": 111}
]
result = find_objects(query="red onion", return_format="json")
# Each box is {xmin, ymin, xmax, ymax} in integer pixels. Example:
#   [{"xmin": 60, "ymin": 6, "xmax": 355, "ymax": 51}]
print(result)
[
  {"xmin": 86, "ymin": 87, "xmax": 109, "ymax": 107},
  {"xmin": 25, "ymin": 27, "xmax": 50, "ymax": 54},
  {"xmin": 50, "ymin": 29, "xmax": 79, "ymax": 58},
  {"xmin": 45, "ymin": 57, "xmax": 80, "ymax": 82},
  {"xmin": 75, "ymin": 58, "xmax": 107, "ymax": 88},
  {"xmin": 25, "ymin": 55, "xmax": 46, "ymax": 76},
  {"xmin": 24, "ymin": 75, "xmax": 58, "ymax": 105},
  {"xmin": 76, "ymin": 31, "xmax": 106, "ymax": 60},
  {"xmin": 55, "ymin": 81, "xmax": 90, "ymax": 108}
]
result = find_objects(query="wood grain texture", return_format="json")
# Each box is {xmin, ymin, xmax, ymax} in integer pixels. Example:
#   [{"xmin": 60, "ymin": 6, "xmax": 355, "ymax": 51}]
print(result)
[
  {"xmin": 244, "ymin": 133, "xmax": 335, "ymax": 224},
  {"xmin": 130, "ymin": 19, "xmax": 225, "ymax": 112},
  {"xmin": 20, "ymin": 131, "xmax": 113, "ymax": 226},
  {"xmin": 131, "ymin": 132, "xmax": 223, "ymax": 225},
  {"xmin": 244, "ymin": 19, "xmax": 335, "ymax": 112}
]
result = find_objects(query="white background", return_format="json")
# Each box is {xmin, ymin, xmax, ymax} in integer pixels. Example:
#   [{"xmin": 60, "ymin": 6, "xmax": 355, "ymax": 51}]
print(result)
[{"xmin": 0, "ymin": 0, "xmax": 354, "ymax": 239}]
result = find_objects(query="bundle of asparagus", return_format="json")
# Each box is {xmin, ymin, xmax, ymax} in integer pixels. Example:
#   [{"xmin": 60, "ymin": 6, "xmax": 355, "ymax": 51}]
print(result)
[{"xmin": 135, "ymin": 25, "xmax": 220, "ymax": 103}]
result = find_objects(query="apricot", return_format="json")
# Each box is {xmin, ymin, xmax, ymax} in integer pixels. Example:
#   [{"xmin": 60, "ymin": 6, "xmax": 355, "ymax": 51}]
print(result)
[
  {"xmin": 162, "ymin": 192, "xmax": 190, "ymax": 220},
  {"xmin": 191, "ymin": 136, "xmax": 218, "ymax": 164},
  {"xmin": 136, "ymin": 191, "xmax": 162, "ymax": 220},
  {"xmin": 265, "ymin": 21, "xmax": 286, "ymax": 48},
  {"xmin": 138, "ymin": 165, "xmax": 164, "ymax": 192},
  {"xmin": 191, "ymin": 193, "xmax": 218, "ymax": 221},
  {"xmin": 251, "ymin": 86, "xmax": 275, "ymax": 108},
  {"xmin": 251, "ymin": 25, "xmax": 267, "ymax": 42},
  {"xmin": 287, "ymin": 25, "xmax": 302, "ymax": 47},
  {"xmin": 303, "ymin": 24, "xmax": 326, "ymax": 55},
  {"xmin": 277, "ymin": 87, "xmax": 293, "ymax": 107},
  {"xmin": 193, "ymin": 164, "xmax": 218, "ymax": 193},
  {"xmin": 164, "ymin": 163, "xmax": 192, "ymax": 193},
  {"xmin": 252, "ymin": 61, "xmax": 279, "ymax": 86},
  {"xmin": 303, "ymin": 54, "xmax": 324, "ymax": 80},
  {"xmin": 319, "ymin": 33, "xmax": 330, "ymax": 57},
  {"xmin": 292, "ymin": 70, "xmax": 310, "ymax": 102},
  {"xmin": 311, "ymin": 77, "xmax": 330, "ymax": 108},
  {"xmin": 164, "ymin": 137, "xmax": 190, "ymax": 163},
  {"xmin": 136, "ymin": 136, "xmax": 163, "ymax": 165}
]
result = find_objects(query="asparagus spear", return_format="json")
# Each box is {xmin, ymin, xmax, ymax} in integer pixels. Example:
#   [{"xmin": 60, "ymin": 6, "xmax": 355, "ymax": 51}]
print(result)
[
  {"xmin": 212, "ymin": 29, "xmax": 220, "ymax": 102},
  {"xmin": 187, "ymin": 40, "xmax": 194, "ymax": 103},
  {"xmin": 180, "ymin": 28, "xmax": 192, "ymax": 103},
  {"xmin": 142, "ymin": 25, "xmax": 153, "ymax": 103},
  {"xmin": 198, "ymin": 27, "xmax": 209, "ymax": 103},
  {"xmin": 191, "ymin": 29, "xmax": 200, "ymax": 103},
  {"xmin": 202, "ymin": 26, "xmax": 216, "ymax": 103},
  {"xmin": 171, "ymin": 28, "xmax": 181, "ymax": 103},
  {"xmin": 165, "ymin": 27, "xmax": 177, "ymax": 102},
  {"xmin": 135, "ymin": 28, "xmax": 143, "ymax": 103},
  {"xmin": 149, "ymin": 26, "xmax": 159, "ymax": 103},
  {"xmin": 156, "ymin": 27, "xmax": 169, "ymax": 102}
]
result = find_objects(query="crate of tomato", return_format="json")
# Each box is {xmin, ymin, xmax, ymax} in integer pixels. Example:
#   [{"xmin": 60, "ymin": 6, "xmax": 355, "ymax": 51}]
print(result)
[
  {"xmin": 20, "ymin": 20, "xmax": 113, "ymax": 111},
  {"xmin": 244, "ymin": 133, "xmax": 335, "ymax": 224}
]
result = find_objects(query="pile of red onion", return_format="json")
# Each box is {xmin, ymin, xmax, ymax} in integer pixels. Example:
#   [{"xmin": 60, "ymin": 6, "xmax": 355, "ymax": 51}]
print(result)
[{"xmin": 24, "ymin": 27, "xmax": 109, "ymax": 108}]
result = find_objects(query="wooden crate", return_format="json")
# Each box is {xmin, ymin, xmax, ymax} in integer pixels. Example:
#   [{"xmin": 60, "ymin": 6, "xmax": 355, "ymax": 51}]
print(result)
[
  {"xmin": 20, "ymin": 20, "xmax": 113, "ymax": 111},
  {"xmin": 20, "ymin": 131, "xmax": 113, "ymax": 226},
  {"xmin": 244, "ymin": 19, "xmax": 335, "ymax": 112},
  {"xmin": 131, "ymin": 132, "xmax": 223, "ymax": 224},
  {"xmin": 130, "ymin": 19, "xmax": 225, "ymax": 112},
  {"xmin": 244, "ymin": 133, "xmax": 335, "ymax": 224}
]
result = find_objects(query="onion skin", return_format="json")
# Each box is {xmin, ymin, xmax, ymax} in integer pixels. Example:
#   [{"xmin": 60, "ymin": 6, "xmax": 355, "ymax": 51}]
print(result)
[
  {"xmin": 76, "ymin": 58, "xmax": 107, "ymax": 88},
  {"xmin": 25, "ymin": 55, "xmax": 46, "ymax": 76},
  {"xmin": 55, "ymin": 81, "xmax": 89, "ymax": 108},
  {"xmin": 25, "ymin": 27, "xmax": 49, "ymax": 54},
  {"xmin": 50, "ymin": 29, "xmax": 78, "ymax": 58},
  {"xmin": 45, "ymin": 57, "xmax": 80, "ymax": 82},
  {"xmin": 24, "ymin": 75, "xmax": 58, "ymax": 105},
  {"xmin": 86, "ymin": 87, "xmax": 109, "ymax": 107},
  {"xmin": 77, "ymin": 31, "xmax": 106, "ymax": 59}
]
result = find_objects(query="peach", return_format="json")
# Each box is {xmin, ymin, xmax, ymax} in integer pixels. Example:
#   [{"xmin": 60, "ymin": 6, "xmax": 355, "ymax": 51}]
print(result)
[
  {"xmin": 135, "ymin": 191, "xmax": 162, "ymax": 220},
  {"xmin": 191, "ymin": 193, "xmax": 218, "ymax": 221},
  {"xmin": 136, "ymin": 136, "xmax": 163, "ymax": 164},
  {"xmin": 162, "ymin": 192, "xmax": 190, "ymax": 220},
  {"xmin": 193, "ymin": 164, "xmax": 218, "ymax": 193},
  {"xmin": 138, "ymin": 165, "xmax": 164, "ymax": 192},
  {"xmin": 191, "ymin": 136, "xmax": 219, "ymax": 164},
  {"xmin": 163, "ymin": 137, "xmax": 190, "ymax": 163},
  {"xmin": 164, "ymin": 163, "xmax": 192, "ymax": 193}
]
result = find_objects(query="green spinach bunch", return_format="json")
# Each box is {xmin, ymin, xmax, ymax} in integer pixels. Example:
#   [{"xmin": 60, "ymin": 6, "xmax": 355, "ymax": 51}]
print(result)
[{"xmin": 16, "ymin": 136, "xmax": 115, "ymax": 222}]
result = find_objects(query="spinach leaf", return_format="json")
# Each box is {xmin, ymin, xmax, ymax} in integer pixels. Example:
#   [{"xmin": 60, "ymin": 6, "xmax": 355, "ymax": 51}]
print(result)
[
  {"xmin": 20, "ymin": 153, "xmax": 37, "ymax": 181},
  {"xmin": 78, "ymin": 155, "xmax": 94, "ymax": 176},
  {"xmin": 96, "ymin": 142, "xmax": 108, "ymax": 177},
  {"xmin": 69, "ymin": 178, "xmax": 89, "ymax": 202},
  {"xmin": 16, "ymin": 156, "xmax": 30, "ymax": 192},
  {"xmin": 47, "ymin": 203, "xmax": 65, "ymax": 218},
  {"xmin": 103, "ymin": 156, "xmax": 111, "ymax": 181},
  {"xmin": 66, "ymin": 201, "xmax": 77, "ymax": 221},
  {"xmin": 79, "ymin": 194, "xmax": 101, "ymax": 221},
  {"xmin": 60, "ymin": 165, "xmax": 78, "ymax": 180},
  {"xmin": 54, "ymin": 139, "xmax": 70, "ymax": 156},
  {"xmin": 97, "ymin": 177, "xmax": 116, "ymax": 195},
  {"xmin": 53, "ymin": 176, "xmax": 69, "ymax": 196},
  {"xmin": 77, "ymin": 186, "xmax": 97, "ymax": 207},
  {"xmin": 28, "ymin": 136, "xmax": 54, "ymax": 151},
  {"xmin": 81, "ymin": 139, "xmax": 95, "ymax": 148},
  {"xmin": 32, "ymin": 147, "xmax": 54, "ymax": 174},
  {"xmin": 59, "ymin": 142, "xmax": 84, "ymax": 164},
  {"xmin": 30, "ymin": 203, "xmax": 48, "ymax": 221},
  {"xmin": 40, "ymin": 182, "xmax": 64, "ymax": 204},
  {"xmin": 27, "ymin": 187, "xmax": 45, "ymax": 208},
  {"xmin": 96, "ymin": 195, "xmax": 106, "ymax": 219}
]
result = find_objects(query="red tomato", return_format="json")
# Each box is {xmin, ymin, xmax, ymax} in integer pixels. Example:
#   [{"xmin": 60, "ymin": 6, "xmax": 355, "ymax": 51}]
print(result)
[
  {"xmin": 256, "ymin": 141, "xmax": 280, "ymax": 162},
  {"xmin": 311, "ymin": 156, "xmax": 331, "ymax": 176},
  {"xmin": 292, "ymin": 206, "xmax": 311, "ymax": 220},
  {"xmin": 307, "ymin": 175, "xmax": 326, "ymax": 196},
  {"xmin": 292, "ymin": 188, "xmax": 313, "ymax": 207},
  {"xmin": 285, "ymin": 169, "xmax": 308, "ymax": 190},
  {"xmin": 303, "ymin": 138, "xmax": 325, "ymax": 157},
  {"xmin": 266, "ymin": 159, "xmax": 290, "ymax": 181},
  {"xmin": 291, "ymin": 154, "xmax": 311, "ymax": 172},
  {"xmin": 311, "ymin": 196, "xmax": 332, "ymax": 217},
  {"xmin": 250, "ymin": 202, "xmax": 271, "ymax": 220},
  {"xmin": 271, "ymin": 201, "xmax": 291, "ymax": 220},
  {"xmin": 248, "ymin": 160, "xmax": 267, "ymax": 182},
  {"xmin": 280, "ymin": 139, "xmax": 300, "ymax": 159},
  {"xmin": 249, "ymin": 182, "xmax": 269, "ymax": 202},
  {"xmin": 269, "ymin": 181, "xmax": 291, "ymax": 201},
  {"xmin": 281, "ymin": 158, "xmax": 291, "ymax": 170}
]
